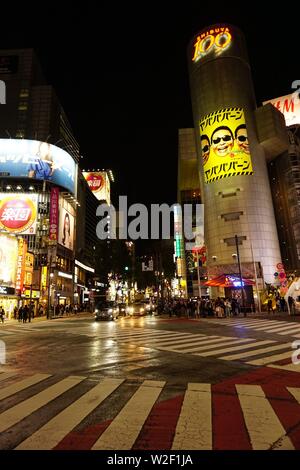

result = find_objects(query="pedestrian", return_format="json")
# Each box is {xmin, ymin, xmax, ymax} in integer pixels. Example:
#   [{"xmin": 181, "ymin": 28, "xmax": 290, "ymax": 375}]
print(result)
[
  {"xmin": 0, "ymin": 307, "xmax": 4, "ymax": 323},
  {"xmin": 267, "ymin": 298, "xmax": 273, "ymax": 314}
]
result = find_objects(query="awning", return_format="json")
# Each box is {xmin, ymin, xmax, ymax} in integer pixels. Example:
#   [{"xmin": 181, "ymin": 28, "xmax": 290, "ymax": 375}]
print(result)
[{"xmin": 203, "ymin": 274, "xmax": 255, "ymax": 287}]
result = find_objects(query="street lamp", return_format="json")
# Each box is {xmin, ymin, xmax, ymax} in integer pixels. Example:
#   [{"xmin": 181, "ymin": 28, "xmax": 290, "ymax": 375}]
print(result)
[
  {"xmin": 48, "ymin": 272, "xmax": 54, "ymax": 319},
  {"xmin": 234, "ymin": 235, "xmax": 246, "ymax": 315}
]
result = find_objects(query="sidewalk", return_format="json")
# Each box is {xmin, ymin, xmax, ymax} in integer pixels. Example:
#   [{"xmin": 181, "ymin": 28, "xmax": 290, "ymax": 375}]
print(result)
[{"xmin": 1, "ymin": 311, "xmax": 94, "ymax": 325}]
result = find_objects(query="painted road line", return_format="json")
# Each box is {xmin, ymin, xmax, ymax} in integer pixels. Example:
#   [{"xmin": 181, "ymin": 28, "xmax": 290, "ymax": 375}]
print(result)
[
  {"xmin": 198, "ymin": 340, "xmax": 273, "ymax": 357},
  {"xmin": 236, "ymin": 384, "xmax": 294, "ymax": 450},
  {"xmin": 0, "ymin": 375, "xmax": 86, "ymax": 433},
  {"xmin": 251, "ymin": 324, "xmax": 292, "ymax": 331},
  {"xmin": 16, "ymin": 378, "xmax": 124, "ymax": 450},
  {"xmin": 0, "ymin": 372, "xmax": 17, "ymax": 382},
  {"xmin": 122, "ymin": 333, "xmax": 193, "ymax": 343},
  {"xmin": 246, "ymin": 350, "xmax": 293, "ymax": 366},
  {"xmin": 287, "ymin": 387, "xmax": 300, "ymax": 404},
  {"xmin": 269, "ymin": 364, "xmax": 300, "ymax": 373},
  {"xmin": 156, "ymin": 337, "xmax": 229, "ymax": 351},
  {"xmin": 278, "ymin": 327, "xmax": 300, "ymax": 335},
  {"xmin": 92, "ymin": 380, "xmax": 165, "ymax": 450},
  {"xmin": 180, "ymin": 338, "xmax": 253, "ymax": 354},
  {"xmin": 144, "ymin": 335, "xmax": 213, "ymax": 347},
  {"xmin": 0, "ymin": 374, "xmax": 51, "ymax": 401},
  {"xmin": 262, "ymin": 325, "xmax": 300, "ymax": 333},
  {"xmin": 172, "ymin": 383, "xmax": 212, "ymax": 450},
  {"xmin": 220, "ymin": 342, "xmax": 288, "ymax": 361}
]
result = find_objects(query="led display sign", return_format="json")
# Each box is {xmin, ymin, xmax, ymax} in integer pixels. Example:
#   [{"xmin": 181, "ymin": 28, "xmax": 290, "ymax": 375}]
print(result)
[{"xmin": 192, "ymin": 27, "xmax": 232, "ymax": 63}]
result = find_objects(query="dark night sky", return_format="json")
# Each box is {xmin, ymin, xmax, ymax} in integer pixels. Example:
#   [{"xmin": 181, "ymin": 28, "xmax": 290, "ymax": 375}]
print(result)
[{"xmin": 0, "ymin": 4, "xmax": 298, "ymax": 207}]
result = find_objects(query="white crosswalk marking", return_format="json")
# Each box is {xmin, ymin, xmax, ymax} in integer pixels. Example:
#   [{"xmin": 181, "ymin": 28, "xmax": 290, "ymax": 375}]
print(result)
[
  {"xmin": 236, "ymin": 384, "xmax": 294, "ymax": 450},
  {"xmin": 0, "ymin": 374, "xmax": 297, "ymax": 450},
  {"xmin": 0, "ymin": 376, "xmax": 85, "ymax": 433},
  {"xmin": 0, "ymin": 372, "xmax": 17, "ymax": 382},
  {"xmin": 0, "ymin": 373, "xmax": 51, "ymax": 401},
  {"xmin": 92, "ymin": 380, "xmax": 165, "ymax": 450},
  {"xmin": 197, "ymin": 340, "xmax": 273, "ymax": 357},
  {"xmin": 220, "ymin": 343, "xmax": 291, "ymax": 361},
  {"xmin": 176, "ymin": 338, "xmax": 253, "ymax": 354},
  {"xmin": 246, "ymin": 350, "xmax": 293, "ymax": 366},
  {"xmin": 16, "ymin": 378, "xmax": 124, "ymax": 450},
  {"xmin": 202, "ymin": 318, "xmax": 300, "ymax": 337},
  {"xmin": 172, "ymin": 383, "xmax": 212, "ymax": 450}
]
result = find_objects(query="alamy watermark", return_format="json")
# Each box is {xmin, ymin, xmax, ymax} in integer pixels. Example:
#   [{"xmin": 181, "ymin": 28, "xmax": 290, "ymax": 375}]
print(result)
[
  {"xmin": 0, "ymin": 80, "xmax": 6, "ymax": 104},
  {"xmin": 96, "ymin": 197, "xmax": 204, "ymax": 248}
]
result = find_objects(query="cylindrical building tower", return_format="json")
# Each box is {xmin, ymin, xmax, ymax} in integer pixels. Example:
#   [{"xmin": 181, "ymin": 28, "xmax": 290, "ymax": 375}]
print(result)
[{"xmin": 187, "ymin": 24, "xmax": 281, "ymax": 285}]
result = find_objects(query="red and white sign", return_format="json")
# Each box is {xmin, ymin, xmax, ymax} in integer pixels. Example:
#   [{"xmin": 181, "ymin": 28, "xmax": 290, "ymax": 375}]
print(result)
[
  {"xmin": 83, "ymin": 171, "xmax": 110, "ymax": 204},
  {"xmin": 263, "ymin": 93, "xmax": 300, "ymax": 126},
  {"xmin": 49, "ymin": 187, "xmax": 59, "ymax": 242},
  {"xmin": 0, "ymin": 193, "xmax": 37, "ymax": 234}
]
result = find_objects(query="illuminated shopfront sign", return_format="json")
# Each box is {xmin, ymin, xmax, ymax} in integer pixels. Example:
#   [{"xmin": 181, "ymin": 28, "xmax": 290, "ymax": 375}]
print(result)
[
  {"xmin": 192, "ymin": 27, "xmax": 232, "ymax": 63},
  {"xmin": 49, "ymin": 187, "xmax": 59, "ymax": 242},
  {"xmin": 263, "ymin": 93, "xmax": 300, "ymax": 126},
  {"xmin": 0, "ymin": 233, "xmax": 18, "ymax": 287},
  {"xmin": 0, "ymin": 193, "xmax": 37, "ymax": 234},
  {"xmin": 0, "ymin": 139, "xmax": 76, "ymax": 194},
  {"xmin": 0, "ymin": 286, "xmax": 15, "ymax": 295},
  {"xmin": 83, "ymin": 171, "xmax": 111, "ymax": 204},
  {"xmin": 16, "ymin": 237, "xmax": 26, "ymax": 293},
  {"xmin": 199, "ymin": 107, "xmax": 253, "ymax": 183}
]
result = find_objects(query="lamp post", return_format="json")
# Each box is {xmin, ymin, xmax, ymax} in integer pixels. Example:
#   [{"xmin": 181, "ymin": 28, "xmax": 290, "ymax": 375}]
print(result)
[
  {"xmin": 234, "ymin": 234, "xmax": 246, "ymax": 315},
  {"xmin": 48, "ymin": 272, "xmax": 54, "ymax": 319}
]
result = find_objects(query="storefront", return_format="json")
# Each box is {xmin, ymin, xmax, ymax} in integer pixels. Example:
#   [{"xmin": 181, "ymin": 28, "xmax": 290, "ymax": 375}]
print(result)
[{"xmin": 0, "ymin": 286, "xmax": 19, "ymax": 319}]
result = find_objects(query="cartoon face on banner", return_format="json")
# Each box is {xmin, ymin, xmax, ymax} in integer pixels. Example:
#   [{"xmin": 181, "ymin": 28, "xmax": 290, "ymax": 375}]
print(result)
[
  {"xmin": 199, "ymin": 108, "xmax": 253, "ymax": 183},
  {"xmin": 0, "ymin": 193, "xmax": 37, "ymax": 234}
]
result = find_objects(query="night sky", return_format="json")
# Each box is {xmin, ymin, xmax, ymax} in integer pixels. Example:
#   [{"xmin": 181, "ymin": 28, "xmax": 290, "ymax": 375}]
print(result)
[{"xmin": 0, "ymin": 4, "xmax": 298, "ymax": 208}]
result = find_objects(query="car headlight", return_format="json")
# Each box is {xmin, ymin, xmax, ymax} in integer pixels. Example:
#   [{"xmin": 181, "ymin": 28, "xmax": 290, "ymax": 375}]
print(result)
[
  {"xmin": 108, "ymin": 309, "xmax": 113, "ymax": 313},
  {"xmin": 140, "ymin": 308, "xmax": 144, "ymax": 312},
  {"xmin": 121, "ymin": 308, "xmax": 125, "ymax": 311},
  {"xmin": 95, "ymin": 309, "xmax": 98, "ymax": 313}
]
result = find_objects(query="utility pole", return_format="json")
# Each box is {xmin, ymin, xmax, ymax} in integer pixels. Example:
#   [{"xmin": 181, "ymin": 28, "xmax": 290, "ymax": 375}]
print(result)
[
  {"xmin": 235, "ymin": 234, "xmax": 246, "ymax": 315},
  {"xmin": 195, "ymin": 250, "xmax": 201, "ymax": 299}
]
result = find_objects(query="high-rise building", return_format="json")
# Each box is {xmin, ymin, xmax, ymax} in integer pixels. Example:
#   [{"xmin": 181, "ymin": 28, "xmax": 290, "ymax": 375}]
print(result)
[
  {"xmin": 0, "ymin": 49, "xmax": 79, "ymax": 162},
  {"xmin": 186, "ymin": 24, "xmax": 288, "ymax": 304}
]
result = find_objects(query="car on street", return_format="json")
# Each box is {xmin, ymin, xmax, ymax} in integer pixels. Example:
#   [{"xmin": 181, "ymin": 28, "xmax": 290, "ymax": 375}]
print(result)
[
  {"xmin": 126, "ymin": 302, "xmax": 146, "ymax": 316},
  {"xmin": 94, "ymin": 300, "xmax": 119, "ymax": 321},
  {"xmin": 118, "ymin": 303, "xmax": 128, "ymax": 316}
]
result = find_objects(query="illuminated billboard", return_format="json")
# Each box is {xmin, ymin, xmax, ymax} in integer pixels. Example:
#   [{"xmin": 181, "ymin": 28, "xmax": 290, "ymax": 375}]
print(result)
[
  {"xmin": 0, "ymin": 193, "xmax": 37, "ymax": 234},
  {"xmin": 192, "ymin": 26, "xmax": 232, "ymax": 63},
  {"xmin": 263, "ymin": 93, "xmax": 300, "ymax": 126},
  {"xmin": 58, "ymin": 206, "xmax": 74, "ymax": 251},
  {"xmin": 83, "ymin": 171, "xmax": 110, "ymax": 204},
  {"xmin": 0, "ymin": 233, "xmax": 18, "ymax": 287},
  {"xmin": 199, "ymin": 107, "xmax": 253, "ymax": 183},
  {"xmin": 0, "ymin": 139, "xmax": 76, "ymax": 194}
]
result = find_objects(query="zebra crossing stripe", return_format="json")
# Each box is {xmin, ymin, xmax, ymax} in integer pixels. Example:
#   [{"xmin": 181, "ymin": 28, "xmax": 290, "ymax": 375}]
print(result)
[
  {"xmin": 246, "ymin": 350, "xmax": 293, "ymax": 366},
  {"xmin": 270, "ymin": 364, "xmax": 300, "ymax": 373},
  {"xmin": 142, "ymin": 334, "xmax": 213, "ymax": 347},
  {"xmin": 198, "ymin": 340, "xmax": 273, "ymax": 357},
  {"xmin": 236, "ymin": 385, "xmax": 294, "ymax": 450},
  {"xmin": 0, "ymin": 372, "xmax": 17, "ymax": 382},
  {"xmin": 0, "ymin": 375, "xmax": 85, "ymax": 433},
  {"xmin": 0, "ymin": 373, "xmax": 51, "ymax": 401},
  {"xmin": 278, "ymin": 327, "xmax": 300, "ymax": 335},
  {"xmin": 263, "ymin": 325, "xmax": 300, "ymax": 333},
  {"xmin": 16, "ymin": 378, "xmax": 124, "ymax": 450},
  {"xmin": 220, "ymin": 342, "xmax": 287, "ymax": 361},
  {"xmin": 235, "ymin": 321, "xmax": 286, "ymax": 327},
  {"xmin": 172, "ymin": 383, "xmax": 212, "ymax": 450},
  {"xmin": 92, "ymin": 380, "xmax": 165, "ymax": 450},
  {"xmin": 179, "ymin": 338, "xmax": 253, "ymax": 354},
  {"xmin": 287, "ymin": 387, "xmax": 300, "ymax": 404},
  {"xmin": 122, "ymin": 333, "xmax": 194, "ymax": 343}
]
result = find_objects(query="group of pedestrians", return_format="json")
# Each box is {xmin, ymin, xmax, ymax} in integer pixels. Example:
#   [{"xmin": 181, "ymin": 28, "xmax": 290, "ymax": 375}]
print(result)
[{"xmin": 161, "ymin": 297, "xmax": 244, "ymax": 318}]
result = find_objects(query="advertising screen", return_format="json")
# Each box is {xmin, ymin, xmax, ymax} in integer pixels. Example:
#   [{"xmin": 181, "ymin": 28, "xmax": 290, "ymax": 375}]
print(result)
[
  {"xmin": 263, "ymin": 93, "xmax": 300, "ymax": 127},
  {"xmin": 58, "ymin": 206, "xmax": 74, "ymax": 251},
  {"xmin": 0, "ymin": 139, "xmax": 76, "ymax": 194},
  {"xmin": 0, "ymin": 193, "xmax": 37, "ymax": 234},
  {"xmin": 199, "ymin": 107, "xmax": 253, "ymax": 183},
  {"xmin": 83, "ymin": 171, "xmax": 111, "ymax": 204},
  {"xmin": 0, "ymin": 233, "xmax": 18, "ymax": 287}
]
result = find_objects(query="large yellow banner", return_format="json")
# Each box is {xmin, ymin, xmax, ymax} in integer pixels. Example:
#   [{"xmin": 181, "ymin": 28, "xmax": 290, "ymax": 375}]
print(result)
[{"xmin": 199, "ymin": 107, "xmax": 253, "ymax": 183}]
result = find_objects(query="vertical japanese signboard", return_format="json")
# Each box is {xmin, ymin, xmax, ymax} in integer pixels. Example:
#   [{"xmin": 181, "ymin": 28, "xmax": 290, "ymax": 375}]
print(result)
[{"xmin": 49, "ymin": 187, "xmax": 59, "ymax": 242}]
